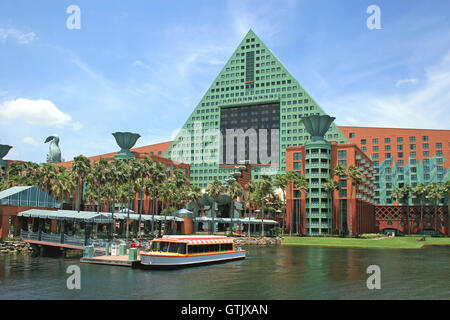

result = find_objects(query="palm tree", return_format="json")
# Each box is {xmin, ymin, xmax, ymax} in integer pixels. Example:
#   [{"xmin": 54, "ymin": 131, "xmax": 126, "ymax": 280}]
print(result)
[
  {"xmin": 127, "ymin": 158, "xmax": 144, "ymax": 239},
  {"xmin": 245, "ymin": 181, "xmax": 257, "ymax": 237},
  {"xmin": 442, "ymin": 180, "xmax": 450, "ymax": 237},
  {"xmin": 0, "ymin": 166, "xmax": 6, "ymax": 191},
  {"xmin": 116, "ymin": 183, "xmax": 131, "ymax": 237},
  {"xmin": 151, "ymin": 161, "xmax": 169, "ymax": 217},
  {"xmin": 391, "ymin": 187, "xmax": 402, "ymax": 234},
  {"xmin": 37, "ymin": 163, "xmax": 59, "ymax": 197},
  {"xmin": 206, "ymin": 180, "xmax": 224, "ymax": 235},
  {"xmin": 256, "ymin": 174, "xmax": 273, "ymax": 237},
  {"xmin": 71, "ymin": 155, "xmax": 92, "ymax": 212},
  {"xmin": 400, "ymin": 184, "xmax": 412, "ymax": 235},
  {"xmin": 426, "ymin": 183, "xmax": 443, "ymax": 236},
  {"xmin": 285, "ymin": 170, "xmax": 298, "ymax": 236},
  {"xmin": 51, "ymin": 166, "xmax": 74, "ymax": 210},
  {"xmin": 226, "ymin": 181, "xmax": 243, "ymax": 236},
  {"xmin": 412, "ymin": 183, "xmax": 427, "ymax": 235},
  {"xmin": 274, "ymin": 174, "xmax": 289, "ymax": 235},
  {"xmin": 159, "ymin": 178, "xmax": 176, "ymax": 235},
  {"xmin": 347, "ymin": 165, "xmax": 362, "ymax": 237},
  {"xmin": 89, "ymin": 158, "xmax": 110, "ymax": 213},
  {"xmin": 187, "ymin": 185, "xmax": 203, "ymax": 234},
  {"xmin": 333, "ymin": 164, "xmax": 347, "ymax": 236},
  {"xmin": 324, "ymin": 178, "xmax": 339, "ymax": 235},
  {"xmin": 294, "ymin": 173, "xmax": 308, "ymax": 236}
]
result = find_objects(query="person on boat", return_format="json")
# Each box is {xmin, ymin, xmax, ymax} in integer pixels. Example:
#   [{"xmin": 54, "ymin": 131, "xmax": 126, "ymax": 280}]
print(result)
[{"xmin": 130, "ymin": 239, "xmax": 136, "ymax": 248}]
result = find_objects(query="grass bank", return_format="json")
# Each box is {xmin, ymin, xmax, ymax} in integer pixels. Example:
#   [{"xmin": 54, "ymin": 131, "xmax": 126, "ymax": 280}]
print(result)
[{"xmin": 282, "ymin": 235, "xmax": 450, "ymax": 249}]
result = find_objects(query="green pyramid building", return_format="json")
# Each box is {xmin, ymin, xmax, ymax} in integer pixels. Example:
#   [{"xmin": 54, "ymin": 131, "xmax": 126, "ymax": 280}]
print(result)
[{"xmin": 164, "ymin": 29, "xmax": 349, "ymax": 188}]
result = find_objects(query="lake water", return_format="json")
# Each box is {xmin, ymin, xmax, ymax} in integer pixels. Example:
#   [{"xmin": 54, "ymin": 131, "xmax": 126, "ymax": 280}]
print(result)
[{"xmin": 0, "ymin": 245, "xmax": 449, "ymax": 299}]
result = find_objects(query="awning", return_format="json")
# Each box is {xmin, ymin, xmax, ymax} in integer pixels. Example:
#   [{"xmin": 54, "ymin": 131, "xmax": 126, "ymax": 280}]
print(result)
[
  {"xmin": 18, "ymin": 209, "xmax": 114, "ymax": 223},
  {"xmin": 186, "ymin": 238, "xmax": 233, "ymax": 244},
  {"xmin": 17, "ymin": 209, "xmax": 183, "ymax": 222},
  {"xmin": 193, "ymin": 217, "xmax": 278, "ymax": 225}
]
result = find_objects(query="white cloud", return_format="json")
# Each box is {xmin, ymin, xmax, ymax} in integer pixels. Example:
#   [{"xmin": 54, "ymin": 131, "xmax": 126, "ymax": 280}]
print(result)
[
  {"xmin": 0, "ymin": 28, "xmax": 38, "ymax": 44},
  {"xmin": 71, "ymin": 121, "xmax": 83, "ymax": 131},
  {"xmin": 324, "ymin": 51, "xmax": 450, "ymax": 130},
  {"xmin": 395, "ymin": 78, "xmax": 419, "ymax": 87},
  {"xmin": 22, "ymin": 136, "xmax": 40, "ymax": 146},
  {"xmin": 0, "ymin": 98, "xmax": 71, "ymax": 127}
]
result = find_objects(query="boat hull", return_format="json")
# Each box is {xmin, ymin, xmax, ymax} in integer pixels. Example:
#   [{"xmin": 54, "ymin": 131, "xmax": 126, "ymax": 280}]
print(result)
[{"xmin": 139, "ymin": 250, "xmax": 246, "ymax": 268}]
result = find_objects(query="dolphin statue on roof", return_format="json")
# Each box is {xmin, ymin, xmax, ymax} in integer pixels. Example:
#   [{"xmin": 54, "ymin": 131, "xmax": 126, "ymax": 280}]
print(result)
[{"xmin": 45, "ymin": 134, "xmax": 62, "ymax": 163}]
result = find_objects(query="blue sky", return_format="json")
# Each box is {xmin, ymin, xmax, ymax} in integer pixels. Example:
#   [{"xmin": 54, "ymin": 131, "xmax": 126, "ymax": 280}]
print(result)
[{"xmin": 0, "ymin": 0, "xmax": 449, "ymax": 163}]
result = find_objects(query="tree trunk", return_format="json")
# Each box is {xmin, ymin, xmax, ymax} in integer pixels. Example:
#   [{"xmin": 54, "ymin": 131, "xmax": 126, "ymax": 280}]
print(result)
[
  {"xmin": 261, "ymin": 201, "xmax": 265, "ymax": 237},
  {"xmin": 406, "ymin": 202, "xmax": 410, "ymax": 235},
  {"xmin": 434, "ymin": 203, "xmax": 438, "ymax": 236},
  {"xmin": 282, "ymin": 190, "xmax": 286, "ymax": 235},
  {"xmin": 211, "ymin": 202, "xmax": 215, "ymax": 235},
  {"xmin": 349, "ymin": 184, "xmax": 353, "ymax": 237},
  {"xmin": 330, "ymin": 192, "xmax": 333, "ymax": 236},
  {"xmin": 229, "ymin": 199, "xmax": 234, "ymax": 236},
  {"xmin": 289, "ymin": 184, "xmax": 293, "ymax": 236},
  {"xmin": 248, "ymin": 208, "xmax": 251, "ymax": 238},
  {"xmin": 448, "ymin": 201, "xmax": 450, "ymax": 237},
  {"xmin": 420, "ymin": 199, "xmax": 424, "ymax": 235}
]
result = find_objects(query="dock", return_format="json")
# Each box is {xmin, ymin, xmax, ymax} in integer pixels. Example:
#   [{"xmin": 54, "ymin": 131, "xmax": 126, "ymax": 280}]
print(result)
[{"xmin": 80, "ymin": 254, "xmax": 141, "ymax": 268}]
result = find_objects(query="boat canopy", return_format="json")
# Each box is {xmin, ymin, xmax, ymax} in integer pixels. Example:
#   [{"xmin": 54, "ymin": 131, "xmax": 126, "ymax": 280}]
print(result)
[{"xmin": 154, "ymin": 235, "xmax": 234, "ymax": 244}]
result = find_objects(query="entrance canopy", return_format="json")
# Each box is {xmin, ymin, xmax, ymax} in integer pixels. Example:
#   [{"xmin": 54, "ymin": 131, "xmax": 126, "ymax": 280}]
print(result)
[
  {"xmin": 194, "ymin": 216, "xmax": 278, "ymax": 225},
  {"xmin": 18, "ymin": 209, "xmax": 184, "ymax": 223}
]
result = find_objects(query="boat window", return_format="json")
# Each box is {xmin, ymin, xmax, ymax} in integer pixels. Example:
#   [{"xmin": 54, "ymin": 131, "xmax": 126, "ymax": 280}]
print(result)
[
  {"xmin": 159, "ymin": 242, "xmax": 170, "ymax": 252},
  {"xmin": 213, "ymin": 244, "xmax": 219, "ymax": 252},
  {"xmin": 150, "ymin": 241, "xmax": 160, "ymax": 251},
  {"xmin": 168, "ymin": 243, "xmax": 186, "ymax": 254},
  {"xmin": 221, "ymin": 243, "xmax": 232, "ymax": 251}
]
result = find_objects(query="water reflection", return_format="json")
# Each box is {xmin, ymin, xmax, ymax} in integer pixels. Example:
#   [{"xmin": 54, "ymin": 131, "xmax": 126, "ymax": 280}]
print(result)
[{"xmin": 0, "ymin": 245, "xmax": 449, "ymax": 299}]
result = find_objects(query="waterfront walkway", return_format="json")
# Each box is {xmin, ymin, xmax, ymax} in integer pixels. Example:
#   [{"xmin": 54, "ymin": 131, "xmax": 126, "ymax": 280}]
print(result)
[{"xmin": 80, "ymin": 253, "xmax": 140, "ymax": 268}]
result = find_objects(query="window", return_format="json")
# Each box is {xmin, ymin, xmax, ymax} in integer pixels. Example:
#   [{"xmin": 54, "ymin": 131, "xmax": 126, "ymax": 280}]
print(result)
[
  {"xmin": 385, "ymin": 153, "xmax": 391, "ymax": 158},
  {"xmin": 338, "ymin": 150, "xmax": 347, "ymax": 158},
  {"xmin": 338, "ymin": 160, "xmax": 347, "ymax": 167},
  {"xmin": 294, "ymin": 162, "xmax": 301, "ymax": 170},
  {"xmin": 373, "ymin": 146, "xmax": 379, "ymax": 151},
  {"xmin": 423, "ymin": 143, "xmax": 429, "ymax": 149},
  {"xmin": 422, "ymin": 136, "xmax": 428, "ymax": 142},
  {"xmin": 397, "ymin": 145, "xmax": 403, "ymax": 150},
  {"xmin": 385, "ymin": 138, "xmax": 391, "ymax": 144},
  {"xmin": 436, "ymin": 142, "xmax": 442, "ymax": 149},
  {"xmin": 385, "ymin": 145, "xmax": 391, "ymax": 151},
  {"xmin": 397, "ymin": 137, "xmax": 403, "ymax": 143},
  {"xmin": 409, "ymin": 136, "xmax": 416, "ymax": 142},
  {"xmin": 410, "ymin": 144, "xmax": 416, "ymax": 150},
  {"xmin": 293, "ymin": 152, "xmax": 301, "ymax": 161},
  {"xmin": 361, "ymin": 139, "xmax": 367, "ymax": 145},
  {"xmin": 398, "ymin": 152, "xmax": 403, "ymax": 158},
  {"xmin": 372, "ymin": 138, "xmax": 378, "ymax": 144},
  {"xmin": 349, "ymin": 132, "xmax": 355, "ymax": 138}
]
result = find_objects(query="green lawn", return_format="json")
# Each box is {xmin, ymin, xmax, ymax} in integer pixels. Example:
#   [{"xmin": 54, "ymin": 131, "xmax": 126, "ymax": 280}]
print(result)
[{"xmin": 282, "ymin": 236, "xmax": 450, "ymax": 249}]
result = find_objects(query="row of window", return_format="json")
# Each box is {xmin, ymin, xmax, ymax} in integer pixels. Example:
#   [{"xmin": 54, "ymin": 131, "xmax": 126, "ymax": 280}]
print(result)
[
  {"xmin": 355, "ymin": 135, "xmax": 437, "ymax": 144},
  {"xmin": 373, "ymin": 151, "xmax": 444, "ymax": 159},
  {"xmin": 358, "ymin": 136, "xmax": 444, "ymax": 148}
]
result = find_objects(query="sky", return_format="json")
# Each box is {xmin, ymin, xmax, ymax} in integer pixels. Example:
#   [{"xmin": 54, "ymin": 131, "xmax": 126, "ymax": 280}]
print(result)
[{"xmin": 0, "ymin": 0, "xmax": 449, "ymax": 163}]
